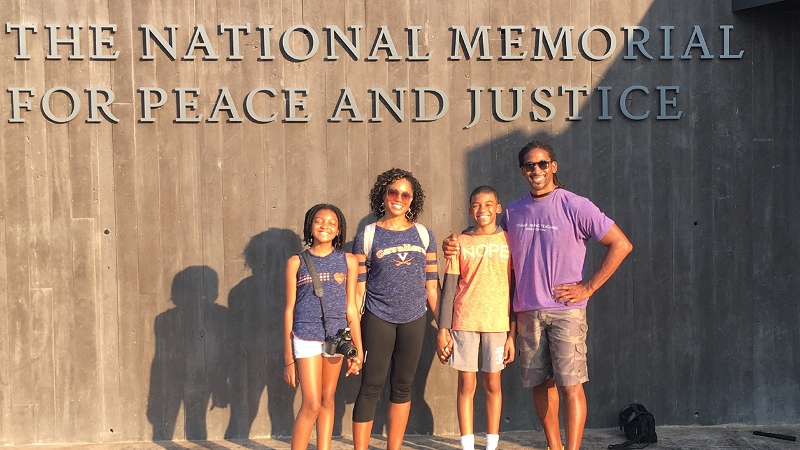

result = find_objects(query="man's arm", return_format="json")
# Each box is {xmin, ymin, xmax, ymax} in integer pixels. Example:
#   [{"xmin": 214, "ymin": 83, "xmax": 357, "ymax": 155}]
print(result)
[{"xmin": 553, "ymin": 224, "xmax": 632, "ymax": 306}]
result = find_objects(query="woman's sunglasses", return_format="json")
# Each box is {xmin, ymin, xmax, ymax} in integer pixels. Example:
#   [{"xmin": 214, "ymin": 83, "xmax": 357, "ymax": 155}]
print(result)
[{"xmin": 386, "ymin": 187, "xmax": 413, "ymax": 203}]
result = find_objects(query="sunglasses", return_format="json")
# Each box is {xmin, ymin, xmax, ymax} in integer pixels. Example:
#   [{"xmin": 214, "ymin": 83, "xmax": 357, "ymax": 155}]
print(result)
[
  {"xmin": 521, "ymin": 160, "xmax": 552, "ymax": 171},
  {"xmin": 386, "ymin": 187, "xmax": 413, "ymax": 203}
]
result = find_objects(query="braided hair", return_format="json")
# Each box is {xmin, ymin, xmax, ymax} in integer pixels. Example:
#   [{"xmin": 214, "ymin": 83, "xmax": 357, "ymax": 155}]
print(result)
[
  {"xmin": 518, "ymin": 141, "xmax": 567, "ymax": 189},
  {"xmin": 302, "ymin": 203, "xmax": 347, "ymax": 250},
  {"xmin": 368, "ymin": 168, "xmax": 425, "ymax": 222}
]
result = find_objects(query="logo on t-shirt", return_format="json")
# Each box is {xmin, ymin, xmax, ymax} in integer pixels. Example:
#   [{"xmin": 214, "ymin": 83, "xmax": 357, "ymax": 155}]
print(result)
[
  {"xmin": 394, "ymin": 252, "xmax": 413, "ymax": 267},
  {"xmin": 516, "ymin": 223, "xmax": 559, "ymax": 231},
  {"xmin": 334, "ymin": 272, "xmax": 346, "ymax": 284},
  {"xmin": 462, "ymin": 243, "xmax": 509, "ymax": 260}
]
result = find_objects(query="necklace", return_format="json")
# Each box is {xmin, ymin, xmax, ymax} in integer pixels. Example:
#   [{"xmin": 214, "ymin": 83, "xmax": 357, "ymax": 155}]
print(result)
[{"xmin": 531, "ymin": 187, "xmax": 558, "ymax": 199}]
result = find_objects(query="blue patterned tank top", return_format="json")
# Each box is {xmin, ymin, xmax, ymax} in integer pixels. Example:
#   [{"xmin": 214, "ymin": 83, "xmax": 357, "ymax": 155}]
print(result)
[{"xmin": 293, "ymin": 250, "xmax": 349, "ymax": 341}]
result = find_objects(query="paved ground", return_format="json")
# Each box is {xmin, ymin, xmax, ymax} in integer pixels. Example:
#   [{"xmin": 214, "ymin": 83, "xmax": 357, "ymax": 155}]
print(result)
[{"xmin": 3, "ymin": 425, "xmax": 799, "ymax": 450}]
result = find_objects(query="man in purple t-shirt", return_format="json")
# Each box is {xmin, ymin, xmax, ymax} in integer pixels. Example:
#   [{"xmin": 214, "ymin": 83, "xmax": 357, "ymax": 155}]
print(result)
[{"xmin": 444, "ymin": 141, "xmax": 632, "ymax": 450}]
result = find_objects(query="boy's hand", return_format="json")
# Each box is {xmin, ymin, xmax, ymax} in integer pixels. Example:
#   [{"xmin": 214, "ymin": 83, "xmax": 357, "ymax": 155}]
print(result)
[
  {"xmin": 503, "ymin": 336, "xmax": 515, "ymax": 364},
  {"xmin": 437, "ymin": 329, "xmax": 453, "ymax": 363},
  {"xmin": 442, "ymin": 233, "xmax": 459, "ymax": 258}
]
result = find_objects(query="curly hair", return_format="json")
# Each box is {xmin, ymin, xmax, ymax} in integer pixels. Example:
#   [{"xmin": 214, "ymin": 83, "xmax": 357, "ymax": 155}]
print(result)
[
  {"xmin": 518, "ymin": 141, "xmax": 567, "ymax": 189},
  {"xmin": 368, "ymin": 168, "xmax": 425, "ymax": 222},
  {"xmin": 302, "ymin": 203, "xmax": 347, "ymax": 250}
]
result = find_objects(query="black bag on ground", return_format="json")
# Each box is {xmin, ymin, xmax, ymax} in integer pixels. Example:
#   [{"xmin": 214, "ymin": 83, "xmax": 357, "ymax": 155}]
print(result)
[{"xmin": 608, "ymin": 403, "xmax": 657, "ymax": 449}]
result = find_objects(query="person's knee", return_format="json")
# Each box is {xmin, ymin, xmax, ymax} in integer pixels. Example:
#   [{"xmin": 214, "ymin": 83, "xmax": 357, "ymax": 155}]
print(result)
[
  {"xmin": 459, "ymin": 373, "xmax": 478, "ymax": 395},
  {"xmin": 389, "ymin": 383, "xmax": 413, "ymax": 403},
  {"xmin": 482, "ymin": 373, "xmax": 502, "ymax": 396},
  {"xmin": 360, "ymin": 383, "xmax": 383, "ymax": 400},
  {"xmin": 320, "ymin": 392, "xmax": 337, "ymax": 410},
  {"xmin": 533, "ymin": 378, "xmax": 556, "ymax": 393},
  {"xmin": 301, "ymin": 397, "xmax": 322, "ymax": 416},
  {"xmin": 560, "ymin": 383, "xmax": 585, "ymax": 400}
]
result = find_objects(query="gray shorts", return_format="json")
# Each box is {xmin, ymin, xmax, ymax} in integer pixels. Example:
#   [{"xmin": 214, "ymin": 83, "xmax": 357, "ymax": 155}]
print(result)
[
  {"xmin": 449, "ymin": 330, "xmax": 508, "ymax": 373},
  {"xmin": 516, "ymin": 309, "xmax": 589, "ymax": 387}
]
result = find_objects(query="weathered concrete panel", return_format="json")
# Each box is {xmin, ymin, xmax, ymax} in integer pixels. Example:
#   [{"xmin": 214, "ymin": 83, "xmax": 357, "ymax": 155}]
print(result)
[{"xmin": 0, "ymin": 0, "xmax": 798, "ymax": 445}]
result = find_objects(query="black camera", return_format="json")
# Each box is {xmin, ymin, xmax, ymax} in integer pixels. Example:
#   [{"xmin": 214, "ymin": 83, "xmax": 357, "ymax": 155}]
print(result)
[{"xmin": 324, "ymin": 327, "xmax": 358, "ymax": 360}]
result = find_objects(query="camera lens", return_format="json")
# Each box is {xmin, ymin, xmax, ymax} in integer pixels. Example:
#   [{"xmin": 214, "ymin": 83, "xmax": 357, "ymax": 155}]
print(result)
[{"xmin": 339, "ymin": 342, "xmax": 358, "ymax": 360}]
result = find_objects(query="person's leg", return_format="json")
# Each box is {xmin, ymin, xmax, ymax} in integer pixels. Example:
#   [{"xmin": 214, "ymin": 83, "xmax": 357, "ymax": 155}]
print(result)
[
  {"xmin": 482, "ymin": 371, "xmax": 502, "ymax": 450},
  {"xmin": 449, "ymin": 330, "xmax": 481, "ymax": 450},
  {"xmin": 386, "ymin": 401, "xmax": 412, "ymax": 450},
  {"xmin": 353, "ymin": 311, "xmax": 396, "ymax": 450},
  {"xmin": 291, "ymin": 355, "xmax": 323, "ymax": 450},
  {"xmin": 533, "ymin": 379, "xmax": 562, "ymax": 450},
  {"xmin": 547, "ymin": 309, "xmax": 589, "ymax": 450},
  {"xmin": 483, "ymin": 371, "xmax": 502, "ymax": 435},
  {"xmin": 386, "ymin": 314, "xmax": 426, "ymax": 450},
  {"xmin": 315, "ymin": 356, "xmax": 344, "ymax": 450},
  {"xmin": 561, "ymin": 384, "xmax": 586, "ymax": 450},
  {"xmin": 517, "ymin": 311, "xmax": 559, "ymax": 447},
  {"xmin": 457, "ymin": 371, "xmax": 477, "ymax": 436},
  {"xmin": 479, "ymin": 332, "xmax": 507, "ymax": 438},
  {"xmin": 352, "ymin": 421, "xmax": 373, "ymax": 450}
]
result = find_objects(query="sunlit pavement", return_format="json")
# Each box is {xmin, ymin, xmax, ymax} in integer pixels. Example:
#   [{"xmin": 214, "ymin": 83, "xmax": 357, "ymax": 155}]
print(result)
[{"xmin": 3, "ymin": 425, "xmax": 799, "ymax": 450}]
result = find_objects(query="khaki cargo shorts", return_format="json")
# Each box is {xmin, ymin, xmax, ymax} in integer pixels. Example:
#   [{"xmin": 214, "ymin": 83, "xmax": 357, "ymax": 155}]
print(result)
[{"xmin": 516, "ymin": 308, "xmax": 589, "ymax": 387}]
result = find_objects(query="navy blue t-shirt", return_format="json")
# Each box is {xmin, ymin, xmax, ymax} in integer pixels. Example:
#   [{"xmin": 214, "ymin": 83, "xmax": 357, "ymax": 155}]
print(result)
[{"xmin": 353, "ymin": 225, "xmax": 438, "ymax": 324}]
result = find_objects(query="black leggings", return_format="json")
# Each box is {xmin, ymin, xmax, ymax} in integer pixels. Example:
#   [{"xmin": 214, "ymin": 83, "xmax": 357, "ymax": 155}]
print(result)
[{"xmin": 352, "ymin": 309, "xmax": 426, "ymax": 423}]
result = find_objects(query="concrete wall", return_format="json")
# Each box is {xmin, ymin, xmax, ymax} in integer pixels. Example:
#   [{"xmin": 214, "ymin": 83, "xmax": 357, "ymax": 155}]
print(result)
[{"xmin": 0, "ymin": 0, "xmax": 798, "ymax": 445}]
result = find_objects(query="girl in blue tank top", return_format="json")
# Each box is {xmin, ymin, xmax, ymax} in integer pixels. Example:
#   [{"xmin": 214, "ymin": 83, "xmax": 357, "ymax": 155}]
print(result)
[{"xmin": 283, "ymin": 204, "xmax": 363, "ymax": 450}]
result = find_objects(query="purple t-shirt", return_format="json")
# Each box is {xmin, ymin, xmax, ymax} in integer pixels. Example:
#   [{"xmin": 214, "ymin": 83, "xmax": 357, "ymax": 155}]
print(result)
[{"xmin": 500, "ymin": 188, "xmax": 614, "ymax": 312}]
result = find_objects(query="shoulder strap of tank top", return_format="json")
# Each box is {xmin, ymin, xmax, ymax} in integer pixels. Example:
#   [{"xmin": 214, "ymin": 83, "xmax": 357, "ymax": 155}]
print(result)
[{"xmin": 300, "ymin": 250, "xmax": 330, "ymax": 337}]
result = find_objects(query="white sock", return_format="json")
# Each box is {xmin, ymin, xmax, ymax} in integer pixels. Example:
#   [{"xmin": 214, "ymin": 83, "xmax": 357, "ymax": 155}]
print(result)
[
  {"xmin": 460, "ymin": 434, "xmax": 475, "ymax": 450},
  {"xmin": 485, "ymin": 433, "xmax": 499, "ymax": 450}
]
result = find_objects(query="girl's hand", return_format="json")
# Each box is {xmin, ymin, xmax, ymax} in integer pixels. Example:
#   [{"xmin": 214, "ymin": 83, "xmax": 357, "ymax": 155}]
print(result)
[
  {"xmin": 437, "ymin": 329, "xmax": 453, "ymax": 363},
  {"xmin": 345, "ymin": 352, "xmax": 363, "ymax": 377},
  {"xmin": 283, "ymin": 361, "xmax": 298, "ymax": 388}
]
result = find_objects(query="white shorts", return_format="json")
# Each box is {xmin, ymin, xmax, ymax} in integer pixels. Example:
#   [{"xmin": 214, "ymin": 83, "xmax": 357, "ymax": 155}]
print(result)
[
  {"xmin": 449, "ymin": 330, "xmax": 508, "ymax": 373},
  {"xmin": 292, "ymin": 335, "xmax": 341, "ymax": 359}
]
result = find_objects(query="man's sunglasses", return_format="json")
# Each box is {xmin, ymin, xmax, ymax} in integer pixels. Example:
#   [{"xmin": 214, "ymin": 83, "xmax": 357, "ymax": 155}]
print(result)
[
  {"xmin": 521, "ymin": 160, "xmax": 552, "ymax": 171},
  {"xmin": 386, "ymin": 187, "xmax": 413, "ymax": 202}
]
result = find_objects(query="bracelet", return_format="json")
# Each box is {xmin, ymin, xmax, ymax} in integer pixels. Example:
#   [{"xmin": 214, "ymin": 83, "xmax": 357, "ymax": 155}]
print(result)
[{"xmin": 284, "ymin": 361, "xmax": 295, "ymax": 367}]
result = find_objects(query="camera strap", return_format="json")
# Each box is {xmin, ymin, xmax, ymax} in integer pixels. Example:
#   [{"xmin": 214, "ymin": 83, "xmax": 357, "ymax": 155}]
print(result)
[{"xmin": 300, "ymin": 250, "xmax": 331, "ymax": 338}]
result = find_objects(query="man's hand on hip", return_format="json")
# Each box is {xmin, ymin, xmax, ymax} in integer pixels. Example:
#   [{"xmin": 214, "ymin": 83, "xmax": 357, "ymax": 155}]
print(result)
[{"xmin": 553, "ymin": 282, "xmax": 593, "ymax": 306}]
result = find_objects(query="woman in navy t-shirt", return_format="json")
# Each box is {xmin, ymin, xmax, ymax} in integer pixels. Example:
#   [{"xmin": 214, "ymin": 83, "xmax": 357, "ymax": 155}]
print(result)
[{"xmin": 351, "ymin": 168, "xmax": 440, "ymax": 450}]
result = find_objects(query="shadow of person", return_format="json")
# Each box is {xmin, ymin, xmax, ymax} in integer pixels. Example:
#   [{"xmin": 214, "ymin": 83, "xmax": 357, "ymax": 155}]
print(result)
[
  {"xmin": 147, "ymin": 266, "xmax": 229, "ymax": 441},
  {"xmin": 225, "ymin": 229, "xmax": 303, "ymax": 439}
]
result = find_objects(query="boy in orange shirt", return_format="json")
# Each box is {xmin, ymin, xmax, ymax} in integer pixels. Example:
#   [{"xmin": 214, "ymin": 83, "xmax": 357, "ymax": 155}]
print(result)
[{"xmin": 438, "ymin": 185, "xmax": 516, "ymax": 450}]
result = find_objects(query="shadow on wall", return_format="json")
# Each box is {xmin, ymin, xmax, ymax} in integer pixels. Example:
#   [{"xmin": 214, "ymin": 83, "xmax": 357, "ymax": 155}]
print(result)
[
  {"xmin": 225, "ymin": 228, "xmax": 303, "ymax": 439},
  {"xmin": 147, "ymin": 266, "xmax": 229, "ymax": 441}
]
